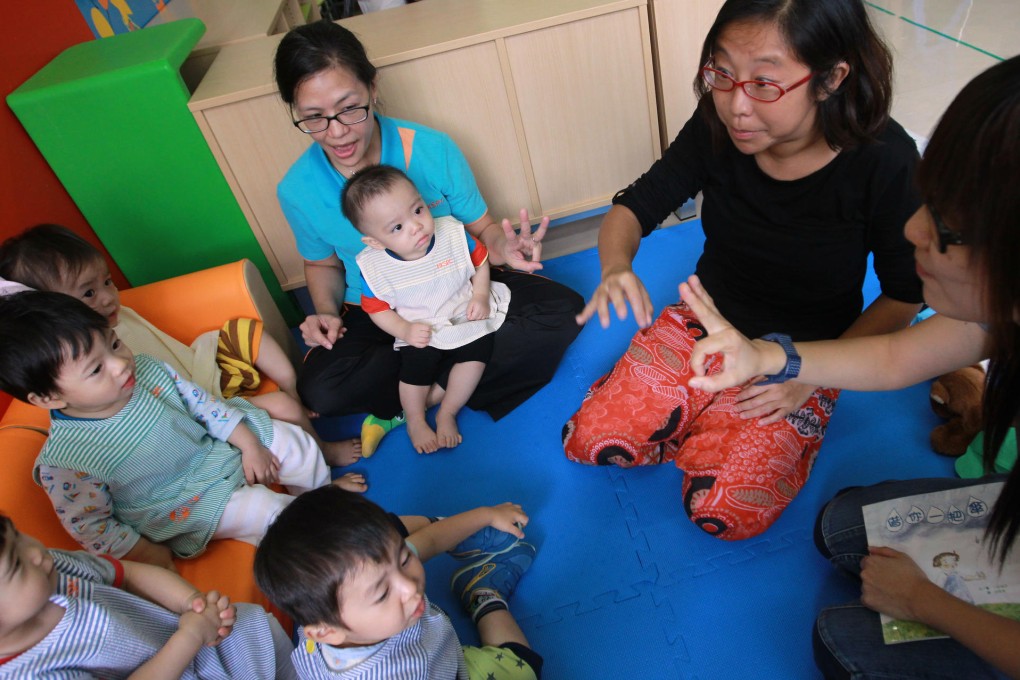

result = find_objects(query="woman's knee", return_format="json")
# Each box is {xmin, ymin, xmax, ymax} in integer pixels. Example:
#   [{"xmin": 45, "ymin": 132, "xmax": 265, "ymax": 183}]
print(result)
[
  {"xmin": 681, "ymin": 476, "xmax": 779, "ymax": 541},
  {"xmin": 561, "ymin": 411, "xmax": 640, "ymax": 467},
  {"xmin": 812, "ymin": 609, "xmax": 854, "ymax": 680},
  {"xmin": 561, "ymin": 412, "xmax": 595, "ymax": 464}
]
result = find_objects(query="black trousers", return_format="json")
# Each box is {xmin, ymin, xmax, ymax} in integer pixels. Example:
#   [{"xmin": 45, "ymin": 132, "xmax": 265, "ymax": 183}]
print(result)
[{"xmin": 297, "ymin": 268, "xmax": 584, "ymax": 420}]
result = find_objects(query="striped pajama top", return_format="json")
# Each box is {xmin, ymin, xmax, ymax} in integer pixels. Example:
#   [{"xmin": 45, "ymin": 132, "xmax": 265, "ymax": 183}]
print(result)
[
  {"xmin": 291, "ymin": 598, "xmax": 467, "ymax": 679},
  {"xmin": 0, "ymin": 550, "xmax": 278, "ymax": 679}
]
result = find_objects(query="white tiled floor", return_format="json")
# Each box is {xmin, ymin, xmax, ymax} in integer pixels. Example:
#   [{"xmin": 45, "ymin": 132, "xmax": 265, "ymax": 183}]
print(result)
[
  {"xmin": 871, "ymin": 0, "xmax": 1019, "ymax": 140},
  {"xmin": 544, "ymin": 1, "xmax": 1020, "ymax": 260}
]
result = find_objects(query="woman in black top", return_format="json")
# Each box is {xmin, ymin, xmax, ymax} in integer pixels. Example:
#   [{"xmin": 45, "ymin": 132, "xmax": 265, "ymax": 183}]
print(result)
[{"xmin": 563, "ymin": 0, "xmax": 923, "ymax": 541}]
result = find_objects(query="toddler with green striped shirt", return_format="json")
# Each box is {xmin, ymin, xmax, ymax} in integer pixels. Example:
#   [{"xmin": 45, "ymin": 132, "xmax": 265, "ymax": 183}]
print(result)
[{"xmin": 0, "ymin": 290, "xmax": 371, "ymax": 571}]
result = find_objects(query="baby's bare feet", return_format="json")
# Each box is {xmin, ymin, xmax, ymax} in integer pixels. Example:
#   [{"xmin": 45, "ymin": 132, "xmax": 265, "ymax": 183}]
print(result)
[
  {"xmin": 435, "ymin": 410, "xmax": 462, "ymax": 449},
  {"xmin": 407, "ymin": 419, "xmax": 439, "ymax": 454},
  {"xmin": 332, "ymin": 472, "xmax": 367, "ymax": 493},
  {"xmin": 322, "ymin": 438, "xmax": 362, "ymax": 467}
]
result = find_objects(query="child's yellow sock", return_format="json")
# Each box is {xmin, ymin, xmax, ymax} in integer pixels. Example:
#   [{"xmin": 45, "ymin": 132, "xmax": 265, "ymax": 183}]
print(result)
[{"xmin": 360, "ymin": 413, "xmax": 406, "ymax": 457}]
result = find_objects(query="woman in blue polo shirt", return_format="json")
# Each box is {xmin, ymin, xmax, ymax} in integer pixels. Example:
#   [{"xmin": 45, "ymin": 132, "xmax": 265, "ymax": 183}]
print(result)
[{"xmin": 274, "ymin": 21, "xmax": 583, "ymax": 455}]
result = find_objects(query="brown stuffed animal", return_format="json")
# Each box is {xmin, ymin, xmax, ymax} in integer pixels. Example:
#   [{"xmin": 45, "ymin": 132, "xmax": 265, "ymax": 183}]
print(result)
[{"xmin": 929, "ymin": 364, "xmax": 986, "ymax": 457}]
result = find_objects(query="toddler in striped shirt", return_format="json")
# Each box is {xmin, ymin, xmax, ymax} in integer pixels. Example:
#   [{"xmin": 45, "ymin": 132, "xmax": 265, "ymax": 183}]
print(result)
[
  {"xmin": 255, "ymin": 486, "xmax": 543, "ymax": 679},
  {"xmin": 343, "ymin": 165, "xmax": 512, "ymax": 454},
  {"xmin": 0, "ymin": 514, "xmax": 297, "ymax": 679},
  {"xmin": 0, "ymin": 291, "xmax": 407, "ymax": 572}
]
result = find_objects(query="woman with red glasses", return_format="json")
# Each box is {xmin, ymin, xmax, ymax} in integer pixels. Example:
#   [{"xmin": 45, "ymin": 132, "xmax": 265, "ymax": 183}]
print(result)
[{"xmin": 563, "ymin": 0, "xmax": 924, "ymax": 541}]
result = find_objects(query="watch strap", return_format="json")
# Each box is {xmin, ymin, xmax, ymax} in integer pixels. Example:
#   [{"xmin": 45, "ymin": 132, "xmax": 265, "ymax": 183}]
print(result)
[{"xmin": 759, "ymin": 333, "xmax": 801, "ymax": 385}]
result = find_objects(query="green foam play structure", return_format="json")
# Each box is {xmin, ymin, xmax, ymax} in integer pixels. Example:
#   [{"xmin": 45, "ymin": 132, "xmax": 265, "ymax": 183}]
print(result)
[{"xmin": 7, "ymin": 18, "xmax": 299, "ymax": 323}]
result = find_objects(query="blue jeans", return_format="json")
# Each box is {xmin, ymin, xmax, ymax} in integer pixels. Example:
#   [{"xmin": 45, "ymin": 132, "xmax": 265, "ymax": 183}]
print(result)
[{"xmin": 812, "ymin": 477, "xmax": 1009, "ymax": 680}]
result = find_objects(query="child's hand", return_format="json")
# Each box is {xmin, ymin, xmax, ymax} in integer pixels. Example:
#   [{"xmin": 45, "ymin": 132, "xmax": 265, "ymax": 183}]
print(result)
[
  {"xmin": 241, "ymin": 444, "xmax": 281, "ymax": 485},
  {"xmin": 466, "ymin": 293, "xmax": 490, "ymax": 321},
  {"xmin": 404, "ymin": 322, "xmax": 432, "ymax": 348},
  {"xmin": 179, "ymin": 591, "xmax": 235, "ymax": 647},
  {"xmin": 487, "ymin": 503, "xmax": 528, "ymax": 538}
]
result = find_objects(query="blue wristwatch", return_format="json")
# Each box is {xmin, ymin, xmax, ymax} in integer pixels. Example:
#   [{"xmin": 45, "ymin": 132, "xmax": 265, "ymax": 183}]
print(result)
[{"xmin": 759, "ymin": 333, "xmax": 801, "ymax": 385}]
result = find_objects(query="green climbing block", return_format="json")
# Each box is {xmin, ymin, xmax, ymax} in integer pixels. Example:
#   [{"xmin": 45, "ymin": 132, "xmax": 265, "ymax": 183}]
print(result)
[{"xmin": 7, "ymin": 18, "xmax": 299, "ymax": 323}]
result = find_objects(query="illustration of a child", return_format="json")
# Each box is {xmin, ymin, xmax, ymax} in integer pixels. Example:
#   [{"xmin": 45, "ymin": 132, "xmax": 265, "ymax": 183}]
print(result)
[
  {"xmin": 342, "ymin": 165, "xmax": 511, "ymax": 454},
  {"xmin": 254, "ymin": 486, "xmax": 543, "ymax": 678},
  {"xmin": 0, "ymin": 514, "xmax": 297, "ymax": 678},
  {"xmin": 0, "ymin": 291, "xmax": 389, "ymax": 571},
  {"xmin": 0, "ymin": 224, "xmax": 362, "ymax": 466},
  {"xmin": 933, "ymin": 550, "xmax": 976, "ymax": 604}
]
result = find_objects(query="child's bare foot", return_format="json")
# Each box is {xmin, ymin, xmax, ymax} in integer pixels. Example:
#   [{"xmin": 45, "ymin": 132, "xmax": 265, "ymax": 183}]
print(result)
[
  {"xmin": 332, "ymin": 472, "xmax": 367, "ymax": 493},
  {"xmin": 407, "ymin": 418, "xmax": 439, "ymax": 454},
  {"xmin": 435, "ymin": 410, "xmax": 462, "ymax": 449},
  {"xmin": 322, "ymin": 438, "xmax": 362, "ymax": 467}
]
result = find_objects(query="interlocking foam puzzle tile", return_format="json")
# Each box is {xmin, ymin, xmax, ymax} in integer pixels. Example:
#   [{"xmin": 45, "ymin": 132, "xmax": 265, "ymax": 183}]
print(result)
[{"xmin": 301, "ymin": 223, "xmax": 955, "ymax": 678}]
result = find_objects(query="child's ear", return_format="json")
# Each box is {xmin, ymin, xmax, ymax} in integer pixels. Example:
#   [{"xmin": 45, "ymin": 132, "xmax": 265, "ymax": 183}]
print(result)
[
  {"xmin": 361, "ymin": 235, "xmax": 386, "ymax": 251},
  {"xmin": 304, "ymin": 622, "xmax": 347, "ymax": 646},
  {"xmin": 26, "ymin": 391, "xmax": 67, "ymax": 411}
]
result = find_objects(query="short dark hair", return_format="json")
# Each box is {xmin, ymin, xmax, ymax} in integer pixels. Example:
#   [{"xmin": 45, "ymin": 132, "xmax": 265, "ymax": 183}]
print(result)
[
  {"xmin": 274, "ymin": 20, "xmax": 378, "ymax": 106},
  {"xmin": 254, "ymin": 486, "xmax": 402, "ymax": 627},
  {"xmin": 0, "ymin": 224, "xmax": 105, "ymax": 292},
  {"xmin": 695, "ymin": 0, "xmax": 892, "ymax": 151},
  {"xmin": 0, "ymin": 291, "xmax": 109, "ymax": 401},
  {"xmin": 340, "ymin": 164, "xmax": 413, "ymax": 232}
]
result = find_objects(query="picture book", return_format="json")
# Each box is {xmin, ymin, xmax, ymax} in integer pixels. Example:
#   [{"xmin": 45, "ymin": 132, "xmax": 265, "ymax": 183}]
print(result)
[{"xmin": 863, "ymin": 481, "xmax": 1020, "ymax": 643}]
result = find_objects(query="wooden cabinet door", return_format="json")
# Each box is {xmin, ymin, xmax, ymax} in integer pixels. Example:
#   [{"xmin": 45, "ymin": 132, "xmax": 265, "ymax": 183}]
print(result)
[
  {"xmin": 376, "ymin": 41, "xmax": 534, "ymax": 225},
  {"xmin": 505, "ymin": 7, "xmax": 659, "ymax": 218}
]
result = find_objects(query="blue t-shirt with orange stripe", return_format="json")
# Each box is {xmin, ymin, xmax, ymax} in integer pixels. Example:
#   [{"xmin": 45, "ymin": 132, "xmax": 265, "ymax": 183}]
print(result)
[{"xmin": 278, "ymin": 114, "xmax": 488, "ymax": 305}]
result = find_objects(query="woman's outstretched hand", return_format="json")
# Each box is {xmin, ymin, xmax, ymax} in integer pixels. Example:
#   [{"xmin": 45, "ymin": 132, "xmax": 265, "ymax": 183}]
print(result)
[
  {"xmin": 575, "ymin": 267, "xmax": 654, "ymax": 329},
  {"xmin": 680, "ymin": 275, "xmax": 779, "ymax": 392},
  {"xmin": 500, "ymin": 209, "xmax": 548, "ymax": 273}
]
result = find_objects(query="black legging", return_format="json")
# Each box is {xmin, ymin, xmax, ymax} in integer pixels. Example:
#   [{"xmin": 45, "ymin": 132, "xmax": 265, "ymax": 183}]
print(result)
[{"xmin": 297, "ymin": 268, "xmax": 584, "ymax": 420}]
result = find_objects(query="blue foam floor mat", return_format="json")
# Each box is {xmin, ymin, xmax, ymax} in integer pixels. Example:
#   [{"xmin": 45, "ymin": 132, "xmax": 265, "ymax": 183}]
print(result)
[{"xmin": 301, "ymin": 221, "xmax": 955, "ymax": 679}]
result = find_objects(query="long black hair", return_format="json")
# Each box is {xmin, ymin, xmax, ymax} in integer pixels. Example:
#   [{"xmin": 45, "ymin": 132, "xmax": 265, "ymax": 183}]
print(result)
[{"xmin": 917, "ymin": 55, "xmax": 1020, "ymax": 564}]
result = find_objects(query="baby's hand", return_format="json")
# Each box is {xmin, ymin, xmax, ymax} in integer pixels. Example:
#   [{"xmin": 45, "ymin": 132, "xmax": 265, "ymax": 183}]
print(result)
[
  {"xmin": 467, "ymin": 294, "xmax": 490, "ymax": 321},
  {"xmin": 487, "ymin": 503, "xmax": 528, "ymax": 538},
  {"xmin": 404, "ymin": 322, "xmax": 432, "ymax": 348},
  {"xmin": 241, "ymin": 444, "xmax": 280, "ymax": 485}
]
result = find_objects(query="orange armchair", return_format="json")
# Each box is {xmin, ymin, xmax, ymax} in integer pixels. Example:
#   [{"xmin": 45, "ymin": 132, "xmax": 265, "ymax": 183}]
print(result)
[{"xmin": 0, "ymin": 259, "xmax": 298, "ymax": 631}]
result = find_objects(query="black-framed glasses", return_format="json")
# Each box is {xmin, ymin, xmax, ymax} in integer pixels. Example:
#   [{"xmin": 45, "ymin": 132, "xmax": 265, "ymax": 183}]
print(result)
[
  {"xmin": 702, "ymin": 64, "xmax": 814, "ymax": 103},
  {"xmin": 292, "ymin": 105, "xmax": 370, "ymax": 134},
  {"xmin": 928, "ymin": 204, "xmax": 967, "ymax": 253}
]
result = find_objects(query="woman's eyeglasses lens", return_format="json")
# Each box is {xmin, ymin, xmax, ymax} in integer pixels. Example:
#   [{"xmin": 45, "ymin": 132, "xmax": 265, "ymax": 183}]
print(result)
[
  {"xmin": 929, "ymin": 204, "xmax": 967, "ymax": 253},
  {"xmin": 702, "ymin": 67, "xmax": 784, "ymax": 102},
  {"xmin": 294, "ymin": 106, "xmax": 370, "ymax": 133}
]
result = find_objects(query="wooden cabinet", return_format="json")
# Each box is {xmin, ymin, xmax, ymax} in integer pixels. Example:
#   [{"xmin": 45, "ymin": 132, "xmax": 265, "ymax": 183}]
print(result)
[
  {"xmin": 156, "ymin": 0, "xmax": 319, "ymax": 89},
  {"xmin": 189, "ymin": 0, "xmax": 659, "ymax": 290},
  {"xmin": 649, "ymin": 0, "xmax": 724, "ymax": 144}
]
